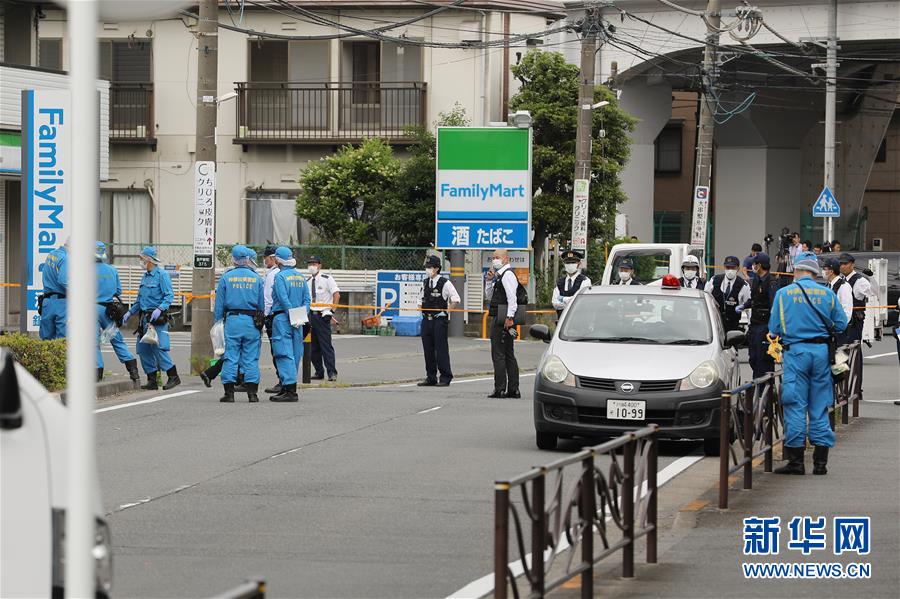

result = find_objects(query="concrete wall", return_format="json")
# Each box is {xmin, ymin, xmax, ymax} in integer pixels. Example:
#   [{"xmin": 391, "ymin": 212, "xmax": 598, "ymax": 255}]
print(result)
[
  {"xmin": 714, "ymin": 148, "xmax": 768, "ymax": 262},
  {"xmin": 863, "ymin": 112, "xmax": 900, "ymax": 250}
]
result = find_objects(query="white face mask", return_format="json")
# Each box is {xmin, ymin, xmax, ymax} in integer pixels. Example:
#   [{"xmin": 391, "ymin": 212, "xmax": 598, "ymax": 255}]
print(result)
[
  {"xmin": 491, "ymin": 258, "xmax": 504, "ymax": 270},
  {"xmin": 619, "ymin": 270, "xmax": 631, "ymax": 282},
  {"xmin": 564, "ymin": 263, "xmax": 578, "ymax": 275},
  {"xmin": 308, "ymin": 265, "xmax": 320, "ymax": 275},
  {"xmin": 683, "ymin": 268, "xmax": 697, "ymax": 280},
  {"xmin": 724, "ymin": 269, "xmax": 737, "ymax": 281},
  {"xmin": 426, "ymin": 267, "xmax": 438, "ymax": 277}
]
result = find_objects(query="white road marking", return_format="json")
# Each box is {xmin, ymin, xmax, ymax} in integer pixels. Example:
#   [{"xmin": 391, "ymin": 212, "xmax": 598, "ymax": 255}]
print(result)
[
  {"xmin": 864, "ymin": 351, "xmax": 897, "ymax": 360},
  {"xmin": 95, "ymin": 389, "xmax": 199, "ymax": 413},
  {"xmin": 862, "ymin": 398, "xmax": 900, "ymax": 403},
  {"xmin": 118, "ymin": 497, "xmax": 151, "ymax": 510},
  {"xmin": 270, "ymin": 447, "xmax": 303, "ymax": 459},
  {"xmin": 446, "ymin": 454, "xmax": 704, "ymax": 599},
  {"xmin": 417, "ymin": 406, "xmax": 443, "ymax": 414}
]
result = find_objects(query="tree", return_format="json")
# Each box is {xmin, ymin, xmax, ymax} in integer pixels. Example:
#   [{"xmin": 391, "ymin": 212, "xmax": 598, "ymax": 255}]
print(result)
[
  {"xmin": 509, "ymin": 50, "xmax": 636, "ymax": 265},
  {"xmin": 296, "ymin": 138, "xmax": 400, "ymax": 245}
]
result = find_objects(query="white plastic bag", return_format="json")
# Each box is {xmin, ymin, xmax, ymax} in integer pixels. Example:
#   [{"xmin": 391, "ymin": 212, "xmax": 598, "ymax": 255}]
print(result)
[
  {"xmin": 210, "ymin": 320, "xmax": 225, "ymax": 357},
  {"xmin": 140, "ymin": 324, "xmax": 159, "ymax": 346},
  {"xmin": 99, "ymin": 321, "xmax": 119, "ymax": 344}
]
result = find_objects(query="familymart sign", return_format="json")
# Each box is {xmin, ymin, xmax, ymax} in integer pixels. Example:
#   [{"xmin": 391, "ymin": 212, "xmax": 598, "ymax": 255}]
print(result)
[{"xmin": 435, "ymin": 127, "xmax": 531, "ymax": 250}]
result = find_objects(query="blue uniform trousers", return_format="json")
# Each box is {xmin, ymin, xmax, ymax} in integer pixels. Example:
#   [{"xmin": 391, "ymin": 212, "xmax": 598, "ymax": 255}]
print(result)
[
  {"xmin": 39, "ymin": 296, "xmax": 67, "ymax": 340},
  {"xmin": 136, "ymin": 315, "xmax": 174, "ymax": 374},
  {"xmin": 221, "ymin": 314, "xmax": 261, "ymax": 384},
  {"xmin": 747, "ymin": 323, "xmax": 775, "ymax": 379},
  {"xmin": 272, "ymin": 313, "xmax": 303, "ymax": 385},
  {"xmin": 422, "ymin": 316, "xmax": 452, "ymax": 383},
  {"xmin": 781, "ymin": 343, "xmax": 835, "ymax": 448},
  {"xmin": 95, "ymin": 305, "xmax": 134, "ymax": 369},
  {"xmin": 309, "ymin": 312, "xmax": 337, "ymax": 377}
]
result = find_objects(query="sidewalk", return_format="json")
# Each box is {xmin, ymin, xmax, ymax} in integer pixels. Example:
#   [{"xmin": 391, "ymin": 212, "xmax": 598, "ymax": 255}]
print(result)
[{"xmin": 558, "ymin": 400, "xmax": 900, "ymax": 599}]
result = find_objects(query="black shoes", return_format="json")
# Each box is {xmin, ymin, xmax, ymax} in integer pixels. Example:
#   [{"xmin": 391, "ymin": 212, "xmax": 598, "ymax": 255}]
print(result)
[
  {"xmin": 417, "ymin": 380, "xmax": 437, "ymax": 387},
  {"xmin": 310, "ymin": 374, "xmax": 325, "ymax": 381},
  {"xmin": 436, "ymin": 381, "xmax": 451, "ymax": 387},
  {"xmin": 264, "ymin": 382, "xmax": 283, "ymax": 394},
  {"xmin": 162, "ymin": 366, "xmax": 181, "ymax": 390},
  {"xmin": 141, "ymin": 372, "xmax": 159, "ymax": 390},
  {"xmin": 774, "ymin": 446, "xmax": 806, "ymax": 475},
  {"xmin": 124, "ymin": 359, "xmax": 141, "ymax": 384},
  {"xmin": 246, "ymin": 382, "xmax": 259, "ymax": 403},
  {"xmin": 812, "ymin": 446, "xmax": 829, "ymax": 475},
  {"xmin": 96, "ymin": 367, "xmax": 104, "ymax": 382},
  {"xmin": 270, "ymin": 384, "xmax": 299, "ymax": 402},
  {"xmin": 506, "ymin": 390, "xmax": 521, "ymax": 399},
  {"xmin": 220, "ymin": 383, "xmax": 235, "ymax": 403},
  {"xmin": 200, "ymin": 370, "xmax": 212, "ymax": 388},
  {"xmin": 328, "ymin": 374, "xmax": 338, "ymax": 382},
  {"xmin": 487, "ymin": 390, "xmax": 506, "ymax": 399}
]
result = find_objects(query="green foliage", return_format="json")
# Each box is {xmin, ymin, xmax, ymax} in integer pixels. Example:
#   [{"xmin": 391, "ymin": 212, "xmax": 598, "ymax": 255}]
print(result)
[
  {"xmin": 0, "ymin": 334, "xmax": 67, "ymax": 391},
  {"xmin": 509, "ymin": 50, "xmax": 637, "ymax": 251}
]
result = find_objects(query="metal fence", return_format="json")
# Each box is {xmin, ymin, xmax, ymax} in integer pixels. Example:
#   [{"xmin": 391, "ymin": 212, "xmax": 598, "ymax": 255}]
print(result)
[
  {"xmin": 718, "ymin": 341, "xmax": 862, "ymax": 509},
  {"xmin": 494, "ymin": 426, "xmax": 659, "ymax": 598},
  {"xmin": 106, "ymin": 244, "xmax": 440, "ymax": 271}
]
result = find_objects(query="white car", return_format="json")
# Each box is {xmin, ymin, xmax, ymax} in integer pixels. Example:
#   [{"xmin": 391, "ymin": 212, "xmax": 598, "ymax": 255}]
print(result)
[
  {"xmin": 530, "ymin": 279, "xmax": 744, "ymax": 455},
  {"xmin": 0, "ymin": 349, "xmax": 112, "ymax": 598}
]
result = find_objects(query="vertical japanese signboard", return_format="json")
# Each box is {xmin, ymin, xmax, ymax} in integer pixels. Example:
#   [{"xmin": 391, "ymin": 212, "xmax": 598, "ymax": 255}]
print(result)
[
  {"xmin": 571, "ymin": 178, "xmax": 590, "ymax": 256},
  {"xmin": 690, "ymin": 185, "xmax": 710, "ymax": 247},
  {"xmin": 435, "ymin": 127, "xmax": 531, "ymax": 250},
  {"xmin": 21, "ymin": 89, "xmax": 72, "ymax": 332},
  {"xmin": 193, "ymin": 160, "xmax": 215, "ymax": 268}
]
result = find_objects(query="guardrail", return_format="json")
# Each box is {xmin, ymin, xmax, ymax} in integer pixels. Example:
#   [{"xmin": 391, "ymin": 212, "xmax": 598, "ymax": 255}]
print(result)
[
  {"xmin": 718, "ymin": 341, "xmax": 862, "ymax": 509},
  {"xmin": 494, "ymin": 425, "xmax": 659, "ymax": 598}
]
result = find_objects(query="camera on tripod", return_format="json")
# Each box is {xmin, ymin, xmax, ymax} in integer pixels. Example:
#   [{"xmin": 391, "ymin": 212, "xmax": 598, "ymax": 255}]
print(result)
[{"xmin": 764, "ymin": 227, "xmax": 793, "ymax": 256}]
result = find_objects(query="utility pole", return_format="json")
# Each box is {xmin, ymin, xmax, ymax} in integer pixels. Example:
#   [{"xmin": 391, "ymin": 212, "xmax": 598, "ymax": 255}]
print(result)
[
  {"xmin": 190, "ymin": 0, "xmax": 218, "ymax": 366},
  {"xmin": 570, "ymin": 2, "xmax": 600, "ymax": 263},
  {"xmin": 823, "ymin": 0, "xmax": 838, "ymax": 243},
  {"xmin": 690, "ymin": 0, "xmax": 720, "ymax": 258}
]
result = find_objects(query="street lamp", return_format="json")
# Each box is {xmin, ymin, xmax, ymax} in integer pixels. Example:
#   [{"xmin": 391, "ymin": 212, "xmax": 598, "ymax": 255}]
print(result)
[{"xmin": 511, "ymin": 109, "xmax": 533, "ymax": 129}]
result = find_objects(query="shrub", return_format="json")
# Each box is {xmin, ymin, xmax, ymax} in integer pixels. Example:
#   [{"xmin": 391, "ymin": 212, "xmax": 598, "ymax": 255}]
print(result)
[{"xmin": 0, "ymin": 333, "xmax": 67, "ymax": 391}]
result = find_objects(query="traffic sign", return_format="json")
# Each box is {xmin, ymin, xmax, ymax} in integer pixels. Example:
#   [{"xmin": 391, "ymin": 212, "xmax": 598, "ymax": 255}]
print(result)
[
  {"xmin": 435, "ymin": 127, "xmax": 531, "ymax": 250},
  {"xmin": 812, "ymin": 186, "xmax": 840, "ymax": 217}
]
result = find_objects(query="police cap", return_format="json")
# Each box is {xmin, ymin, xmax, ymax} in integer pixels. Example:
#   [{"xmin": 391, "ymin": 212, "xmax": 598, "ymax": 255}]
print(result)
[
  {"xmin": 822, "ymin": 258, "xmax": 840, "ymax": 272},
  {"xmin": 723, "ymin": 255, "xmax": 740, "ymax": 268},
  {"xmin": 753, "ymin": 252, "xmax": 771, "ymax": 268},
  {"xmin": 838, "ymin": 252, "xmax": 855, "ymax": 264},
  {"xmin": 307, "ymin": 255, "xmax": 322, "ymax": 265},
  {"xmin": 619, "ymin": 259, "xmax": 635, "ymax": 270},
  {"xmin": 561, "ymin": 249, "xmax": 584, "ymax": 263},
  {"xmin": 424, "ymin": 255, "xmax": 441, "ymax": 268}
]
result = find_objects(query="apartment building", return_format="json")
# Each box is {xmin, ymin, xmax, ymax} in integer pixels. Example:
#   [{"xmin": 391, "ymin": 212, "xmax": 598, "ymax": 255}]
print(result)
[{"xmin": 33, "ymin": 0, "xmax": 563, "ymax": 255}]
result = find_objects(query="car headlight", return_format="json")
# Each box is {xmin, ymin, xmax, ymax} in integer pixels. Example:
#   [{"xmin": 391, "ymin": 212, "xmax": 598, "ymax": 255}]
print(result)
[
  {"xmin": 52, "ymin": 509, "xmax": 113, "ymax": 596},
  {"xmin": 679, "ymin": 360, "xmax": 720, "ymax": 390},
  {"xmin": 542, "ymin": 355, "xmax": 575, "ymax": 386}
]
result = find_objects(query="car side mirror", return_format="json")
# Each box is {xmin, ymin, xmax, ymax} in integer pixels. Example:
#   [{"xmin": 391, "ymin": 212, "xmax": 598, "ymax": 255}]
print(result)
[
  {"xmin": 529, "ymin": 324, "xmax": 552, "ymax": 343},
  {"xmin": 724, "ymin": 330, "xmax": 746, "ymax": 349},
  {"xmin": 0, "ymin": 352, "xmax": 23, "ymax": 430}
]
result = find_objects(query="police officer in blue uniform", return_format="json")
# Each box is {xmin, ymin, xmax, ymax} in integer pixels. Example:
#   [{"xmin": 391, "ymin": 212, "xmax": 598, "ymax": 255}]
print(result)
[
  {"xmin": 418, "ymin": 255, "xmax": 460, "ymax": 387},
  {"xmin": 214, "ymin": 245, "xmax": 265, "ymax": 403},
  {"xmin": 270, "ymin": 246, "xmax": 311, "ymax": 402},
  {"xmin": 769, "ymin": 258, "xmax": 847, "ymax": 475},
  {"xmin": 94, "ymin": 241, "xmax": 140, "ymax": 383},
  {"xmin": 737, "ymin": 252, "xmax": 779, "ymax": 378},
  {"xmin": 39, "ymin": 242, "xmax": 68, "ymax": 340},
  {"xmin": 122, "ymin": 246, "xmax": 180, "ymax": 390}
]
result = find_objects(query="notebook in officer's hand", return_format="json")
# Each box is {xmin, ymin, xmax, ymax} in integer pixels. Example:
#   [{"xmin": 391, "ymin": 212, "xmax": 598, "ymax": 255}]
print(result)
[{"xmin": 496, "ymin": 304, "xmax": 527, "ymax": 326}]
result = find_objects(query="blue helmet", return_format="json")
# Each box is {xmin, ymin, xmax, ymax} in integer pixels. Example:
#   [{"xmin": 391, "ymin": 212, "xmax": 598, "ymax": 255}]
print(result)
[
  {"xmin": 94, "ymin": 241, "xmax": 107, "ymax": 261},
  {"xmin": 140, "ymin": 246, "xmax": 161, "ymax": 264},
  {"xmin": 275, "ymin": 246, "xmax": 294, "ymax": 261},
  {"xmin": 231, "ymin": 244, "xmax": 250, "ymax": 259}
]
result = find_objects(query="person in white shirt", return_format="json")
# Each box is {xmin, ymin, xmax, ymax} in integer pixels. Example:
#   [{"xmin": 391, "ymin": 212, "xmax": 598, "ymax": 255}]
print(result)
[
  {"xmin": 822, "ymin": 258, "xmax": 853, "ymax": 323},
  {"xmin": 552, "ymin": 249, "xmax": 591, "ymax": 319},
  {"xmin": 678, "ymin": 255, "xmax": 706, "ymax": 289},
  {"xmin": 417, "ymin": 255, "xmax": 461, "ymax": 387},
  {"xmin": 484, "ymin": 249, "xmax": 522, "ymax": 398},
  {"xmin": 613, "ymin": 259, "xmax": 642, "ymax": 285},
  {"xmin": 838, "ymin": 253, "xmax": 877, "ymax": 401},
  {"xmin": 306, "ymin": 255, "xmax": 341, "ymax": 381},
  {"xmin": 704, "ymin": 255, "xmax": 751, "ymax": 332}
]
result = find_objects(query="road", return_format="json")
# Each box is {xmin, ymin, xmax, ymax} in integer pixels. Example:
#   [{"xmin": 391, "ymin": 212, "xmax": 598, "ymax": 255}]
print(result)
[{"xmin": 96, "ymin": 336, "xmax": 898, "ymax": 597}]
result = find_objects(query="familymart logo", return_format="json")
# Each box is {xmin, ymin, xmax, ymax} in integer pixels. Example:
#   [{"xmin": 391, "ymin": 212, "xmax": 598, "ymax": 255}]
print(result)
[{"xmin": 439, "ymin": 182, "xmax": 526, "ymax": 200}]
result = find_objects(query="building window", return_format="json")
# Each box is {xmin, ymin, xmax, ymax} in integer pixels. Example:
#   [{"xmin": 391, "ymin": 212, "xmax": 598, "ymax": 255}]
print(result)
[
  {"xmin": 39, "ymin": 39, "xmax": 62, "ymax": 70},
  {"xmin": 98, "ymin": 39, "xmax": 152, "ymax": 82},
  {"xmin": 653, "ymin": 211, "xmax": 687, "ymax": 243},
  {"xmin": 246, "ymin": 192, "xmax": 300, "ymax": 246},
  {"xmin": 875, "ymin": 138, "xmax": 887, "ymax": 163},
  {"xmin": 655, "ymin": 124, "xmax": 683, "ymax": 174},
  {"xmin": 100, "ymin": 190, "xmax": 152, "ymax": 263}
]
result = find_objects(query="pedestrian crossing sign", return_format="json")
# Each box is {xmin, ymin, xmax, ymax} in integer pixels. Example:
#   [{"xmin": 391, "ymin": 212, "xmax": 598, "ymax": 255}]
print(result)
[{"xmin": 812, "ymin": 186, "xmax": 840, "ymax": 217}]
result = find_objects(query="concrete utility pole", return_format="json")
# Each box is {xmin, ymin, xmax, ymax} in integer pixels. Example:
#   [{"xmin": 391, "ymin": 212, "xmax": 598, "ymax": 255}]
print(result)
[
  {"xmin": 571, "ymin": 3, "xmax": 600, "ymax": 263},
  {"xmin": 692, "ymin": 0, "xmax": 721, "ymax": 256},
  {"xmin": 823, "ymin": 0, "xmax": 838, "ymax": 243},
  {"xmin": 190, "ymin": 0, "xmax": 218, "ymax": 365}
]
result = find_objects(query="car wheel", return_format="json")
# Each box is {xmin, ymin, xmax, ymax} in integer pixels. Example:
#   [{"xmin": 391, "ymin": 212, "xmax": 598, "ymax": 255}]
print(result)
[
  {"xmin": 536, "ymin": 431, "xmax": 558, "ymax": 450},
  {"xmin": 703, "ymin": 437, "xmax": 721, "ymax": 457}
]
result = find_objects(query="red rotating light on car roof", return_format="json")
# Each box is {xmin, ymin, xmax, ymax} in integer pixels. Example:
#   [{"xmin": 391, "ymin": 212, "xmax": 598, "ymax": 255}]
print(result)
[{"xmin": 661, "ymin": 274, "xmax": 680, "ymax": 289}]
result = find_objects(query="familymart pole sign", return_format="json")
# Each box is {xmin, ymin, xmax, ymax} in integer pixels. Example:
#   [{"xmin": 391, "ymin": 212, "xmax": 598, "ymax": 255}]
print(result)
[{"xmin": 435, "ymin": 127, "xmax": 531, "ymax": 250}]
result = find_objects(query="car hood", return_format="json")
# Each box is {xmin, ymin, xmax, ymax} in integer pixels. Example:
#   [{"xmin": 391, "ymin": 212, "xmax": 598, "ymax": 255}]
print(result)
[{"xmin": 550, "ymin": 340, "xmax": 716, "ymax": 380}]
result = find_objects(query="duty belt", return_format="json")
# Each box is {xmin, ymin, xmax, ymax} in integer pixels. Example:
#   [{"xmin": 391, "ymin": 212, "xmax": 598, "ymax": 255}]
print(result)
[
  {"xmin": 783, "ymin": 337, "xmax": 830, "ymax": 350},
  {"xmin": 44, "ymin": 292, "xmax": 66, "ymax": 299},
  {"xmin": 226, "ymin": 309, "xmax": 257, "ymax": 317},
  {"xmin": 271, "ymin": 310, "xmax": 286, "ymax": 317}
]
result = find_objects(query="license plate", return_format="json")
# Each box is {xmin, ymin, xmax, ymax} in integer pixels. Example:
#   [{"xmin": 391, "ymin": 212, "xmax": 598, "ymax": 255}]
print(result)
[{"xmin": 606, "ymin": 399, "xmax": 646, "ymax": 421}]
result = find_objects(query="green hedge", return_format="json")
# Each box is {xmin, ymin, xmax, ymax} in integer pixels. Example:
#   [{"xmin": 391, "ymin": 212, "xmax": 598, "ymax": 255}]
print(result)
[{"xmin": 0, "ymin": 333, "xmax": 67, "ymax": 391}]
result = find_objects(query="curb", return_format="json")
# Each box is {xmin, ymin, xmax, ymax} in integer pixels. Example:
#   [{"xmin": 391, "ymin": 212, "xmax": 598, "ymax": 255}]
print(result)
[{"xmin": 57, "ymin": 378, "xmax": 138, "ymax": 403}]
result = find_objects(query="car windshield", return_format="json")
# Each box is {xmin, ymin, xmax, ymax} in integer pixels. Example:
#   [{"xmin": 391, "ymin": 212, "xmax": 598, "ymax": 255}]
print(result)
[
  {"xmin": 610, "ymin": 249, "xmax": 672, "ymax": 283},
  {"xmin": 559, "ymin": 294, "xmax": 713, "ymax": 345}
]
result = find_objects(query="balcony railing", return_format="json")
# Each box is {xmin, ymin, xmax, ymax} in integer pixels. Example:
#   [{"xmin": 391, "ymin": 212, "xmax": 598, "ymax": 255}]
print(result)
[
  {"xmin": 234, "ymin": 81, "xmax": 426, "ymax": 144},
  {"xmin": 109, "ymin": 82, "xmax": 155, "ymax": 146}
]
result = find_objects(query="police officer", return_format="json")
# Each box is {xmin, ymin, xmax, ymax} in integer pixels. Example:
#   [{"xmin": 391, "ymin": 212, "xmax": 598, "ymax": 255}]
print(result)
[
  {"xmin": 94, "ymin": 242, "xmax": 139, "ymax": 383},
  {"xmin": 822, "ymin": 258, "xmax": 853, "ymax": 326},
  {"xmin": 418, "ymin": 255, "xmax": 460, "ymax": 387},
  {"xmin": 614, "ymin": 259, "xmax": 641, "ymax": 285},
  {"xmin": 737, "ymin": 252, "xmax": 779, "ymax": 378},
  {"xmin": 678, "ymin": 255, "xmax": 706, "ymax": 289},
  {"xmin": 270, "ymin": 247, "xmax": 311, "ymax": 402},
  {"xmin": 485, "ymin": 249, "xmax": 523, "ymax": 398},
  {"xmin": 262, "ymin": 245, "xmax": 282, "ymax": 394},
  {"xmin": 213, "ymin": 245, "xmax": 264, "ymax": 403},
  {"xmin": 769, "ymin": 258, "xmax": 847, "ymax": 475},
  {"xmin": 121, "ymin": 246, "xmax": 180, "ymax": 390},
  {"xmin": 704, "ymin": 256, "xmax": 750, "ymax": 333},
  {"xmin": 838, "ymin": 252, "xmax": 875, "ymax": 400},
  {"xmin": 39, "ymin": 241, "xmax": 68, "ymax": 340},
  {"xmin": 552, "ymin": 250, "xmax": 591, "ymax": 318},
  {"xmin": 306, "ymin": 255, "xmax": 340, "ymax": 381}
]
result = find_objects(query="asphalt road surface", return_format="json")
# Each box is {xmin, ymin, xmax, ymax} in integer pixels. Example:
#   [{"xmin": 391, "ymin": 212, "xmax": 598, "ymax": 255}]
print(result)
[{"xmin": 96, "ymin": 336, "xmax": 899, "ymax": 597}]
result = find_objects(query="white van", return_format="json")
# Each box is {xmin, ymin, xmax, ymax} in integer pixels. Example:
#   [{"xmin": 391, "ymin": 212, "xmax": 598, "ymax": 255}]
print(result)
[
  {"xmin": 601, "ymin": 243, "xmax": 706, "ymax": 286},
  {"xmin": 0, "ymin": 349, "xmax": 112, "ymax": 598}
]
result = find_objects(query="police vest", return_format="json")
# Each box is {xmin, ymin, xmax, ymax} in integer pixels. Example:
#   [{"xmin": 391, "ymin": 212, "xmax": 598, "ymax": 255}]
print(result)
[
  {"xmin": 710, "ymin": 275, "xmax": 746, "ymax": 327},
  {"xmin": 845, "ymin": 273, "xmax": 866, "ymax": 320},
  {"xmin": 488, "ymin": 269, "xmax": 528, "ymax": 317},
  {"xmin": 556, "ymin": 274, "xmax": 586, "ymax": 298},
  {"xmin": 749, "ymin": 274, "xmax": 775, "ymax": 325},
  {"xmin": 423, "ymin": 276, "xmax": 449, "ymax": 312},
  {"xmin": 678, "ymin": 276, "xmax": 706, "ymax": 289}
]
